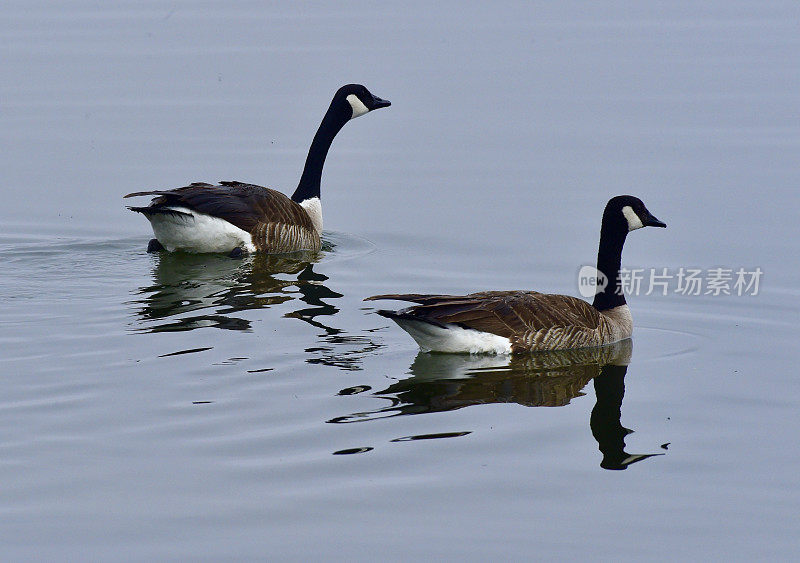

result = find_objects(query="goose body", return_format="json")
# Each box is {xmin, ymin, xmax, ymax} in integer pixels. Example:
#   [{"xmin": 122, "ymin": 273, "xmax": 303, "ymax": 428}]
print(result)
[
  {"xmin": 125, "ymin": 181, "xmax": 320, "ymax": 253},
  {"xmin": 366, "ymin": 292, "xmax": 634, "ymax": 354},
  {"xmin": 125, "ymin": 84, "xmax": 390, "ymax": 254},
  {"xmin": 366, "ymin": 195, "xmax": 666, "ymax": 354}
]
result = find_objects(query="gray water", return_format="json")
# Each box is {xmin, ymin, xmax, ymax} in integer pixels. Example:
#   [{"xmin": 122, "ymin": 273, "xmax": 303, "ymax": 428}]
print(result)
[{"xmin": 2, "ymin": 1, "xmax": 800, "ymax": 560}]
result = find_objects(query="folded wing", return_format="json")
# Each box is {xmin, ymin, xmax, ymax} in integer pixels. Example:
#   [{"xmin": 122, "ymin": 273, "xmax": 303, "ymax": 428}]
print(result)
[
  {"xmin": 125, "ymin": 181, "xmax": 320, "ymax": 252},
  {"xmin": 366, "ymin": 291, "xmax": 602, "ymax": 338},
  {"xmin": 124, "ymin": 181, "xmax": 315, "ymax": 232}
]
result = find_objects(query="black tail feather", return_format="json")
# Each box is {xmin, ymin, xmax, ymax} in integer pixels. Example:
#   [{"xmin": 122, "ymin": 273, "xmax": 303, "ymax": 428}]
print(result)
[
  {"xmin": 127, "ymin": 206, "xmax": 192, "ymax": 218},
  {"xmin": 375, "ymin": 309, "xmax": 400, "ymax": 320},
  {"xmin": 374, "ymin": 309, "xmax": 448, "ymax": 328}
]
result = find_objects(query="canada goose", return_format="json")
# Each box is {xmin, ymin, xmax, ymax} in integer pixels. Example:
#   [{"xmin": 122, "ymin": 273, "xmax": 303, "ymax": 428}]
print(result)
[
  {"xmin": 365, "ymin": 195, "xmax": 666, "ymax": 353},
  {"xmin": 124, "ymin": 84, "xmax": 390, "ymax": 255}
]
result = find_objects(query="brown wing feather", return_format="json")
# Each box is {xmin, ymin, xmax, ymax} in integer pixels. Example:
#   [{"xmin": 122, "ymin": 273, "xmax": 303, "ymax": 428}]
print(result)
[
  {"xmin": 123, "ymin": 181, "xmax": 315, "ymax": 233},
  {"xmin": 366, "ymin": 291, "xmax": 602, "ymax": 337}
]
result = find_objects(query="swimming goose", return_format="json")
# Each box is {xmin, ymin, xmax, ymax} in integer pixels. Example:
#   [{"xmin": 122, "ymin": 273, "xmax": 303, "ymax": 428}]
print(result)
[
  {"xmin": 124, "ymin": 84, "xmax": 390, "ymax": 255},
  {"xmin": 365, "ymin": 195, "xmax": 666, "ymax": 353}
]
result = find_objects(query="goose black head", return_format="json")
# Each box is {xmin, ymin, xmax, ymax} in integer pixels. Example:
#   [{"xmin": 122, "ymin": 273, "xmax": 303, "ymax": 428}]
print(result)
[
  {"xmin": 605, "ymin": 195, "xmax": 667, "ymax": 232},
  {"xmin": 333, "ymin": 84, "xmax": 391, "ymax": 120}
]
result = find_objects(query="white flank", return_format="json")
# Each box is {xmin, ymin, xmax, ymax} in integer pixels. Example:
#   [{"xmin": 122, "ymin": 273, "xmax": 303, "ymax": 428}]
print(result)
[
  {"xmin": 148, "ymin": 207, "xmax": 256, "ymax": 253},
  {"xmin": 346, "ymin": 94, "xmax": 369, "ymax": 119},
  {"xmin": 299, "ymin": 197, "xmax": 323, "ymax": 233},
  {"xmin": 622, "ymin": 205, "xmax": 644, "ymax": 231},
  {"xmin": 393, "ymin": 318, "xmax": 512, "ymax": 354}
]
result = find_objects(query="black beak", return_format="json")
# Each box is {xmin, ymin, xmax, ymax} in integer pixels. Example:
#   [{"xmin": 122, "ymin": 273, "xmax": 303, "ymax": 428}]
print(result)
[
  {"xmin": 644, "ymin": 213, "xmax": 667, "ymax": 228},
  {"xmin": 370, "ymin": 95, "xmax": 391, "ymax": 110}
]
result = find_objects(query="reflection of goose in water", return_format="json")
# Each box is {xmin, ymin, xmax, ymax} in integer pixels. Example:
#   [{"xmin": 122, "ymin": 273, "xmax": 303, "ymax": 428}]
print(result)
[
  {"xmin": 331, "ymin": 339, "xmax": 663, "ymax": 469},
  {"xmin": 590, "ymin": 362, "xmax": 661, "ymax": 470},
  {"xmin": 130, "ymin": 248, "xmax": 382, "ymax": 370},
  {"xmin": 131, "ymin": 251, "xmax": 339, "ymax": 333}
]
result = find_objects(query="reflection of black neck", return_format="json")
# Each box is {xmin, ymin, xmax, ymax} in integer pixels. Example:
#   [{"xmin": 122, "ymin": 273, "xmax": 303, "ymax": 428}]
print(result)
[
  {"xmin": 290, "ymin": 264, "xmax": 342, "ymax": 334},
  {"xmin": 291, "ymin": 106, "xmax": 349, "ymax": 203},
  {"xmin": 590, "ymin": 364, "xmax": 631, "ymax": 470},
  {"xmin": 592, "ymin": 215, "xmax": 628, "ymax": 312}
]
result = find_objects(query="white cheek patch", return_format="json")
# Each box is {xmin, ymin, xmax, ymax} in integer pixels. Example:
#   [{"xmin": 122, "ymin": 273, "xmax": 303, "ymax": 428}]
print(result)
[
  {"xmin": 622, "ymin": 205, "xmax": 644, "ymax": 231},
  {"xmin": 346, "ymin": 94, "xmax": 369, "ymax": 119}
]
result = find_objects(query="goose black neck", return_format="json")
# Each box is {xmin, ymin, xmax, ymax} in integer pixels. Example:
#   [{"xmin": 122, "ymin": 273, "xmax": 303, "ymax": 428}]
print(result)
[
  {"xmin": 592, "ymin": 218, "xmax": 628, "ymax": 311},
  {"xmin": 291, "ymin": 107, "xmax": 349, "ymax": 203}
]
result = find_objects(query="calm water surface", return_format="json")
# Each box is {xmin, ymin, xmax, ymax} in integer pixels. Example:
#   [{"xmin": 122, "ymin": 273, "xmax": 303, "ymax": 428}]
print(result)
[{"xmin": 2, "ymin": 1, "xmax": 800, "ymax": 560}]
